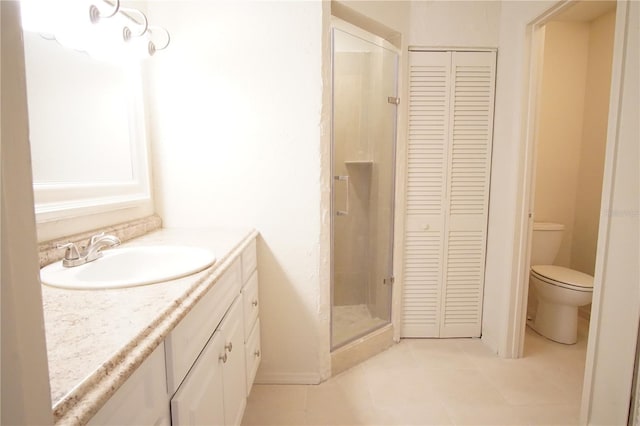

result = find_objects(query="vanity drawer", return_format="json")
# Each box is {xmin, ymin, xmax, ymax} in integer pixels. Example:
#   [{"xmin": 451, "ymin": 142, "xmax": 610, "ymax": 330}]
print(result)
[
  {"xmin": 165, "ymin": 259, "xmax": 241, "ymax": 395},
  {"xmin": 242, "ymin": 271, "xmax": 259, "ymax": 339},
  {"xmin": 245, "ymin": 319, "xmax": 261, "ymax": 396},
  {"xmin": 241, "ymin": 239, "xmax": 257, "ymax": 284}
]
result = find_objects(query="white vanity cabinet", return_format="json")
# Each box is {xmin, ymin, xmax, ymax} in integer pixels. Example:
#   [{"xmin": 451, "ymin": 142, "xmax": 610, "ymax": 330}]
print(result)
[
  {"xmin": 219, "ymin": 297, "xmax": 248, "ymax": 425},
  {"xmin": 168, "ymin": 238, "xmax": 259, "ymax": 426},
  {"xmin": 165, "ymin": 260, "xmax": 242, "ymax": 395},
  {"xmin": 171, "ymin": 297, "xmax": 246, "ymax": 426},
  {"xmin": 169, "ymin": 330, "xmax": 226, "ymax": 426},
  {"xmin": 86, "ymin": 236, "xmax": 259, "ymax": 426},
  {"xmin": 241, "ymin": 239, "xmax": 261, "ymax": 395}
]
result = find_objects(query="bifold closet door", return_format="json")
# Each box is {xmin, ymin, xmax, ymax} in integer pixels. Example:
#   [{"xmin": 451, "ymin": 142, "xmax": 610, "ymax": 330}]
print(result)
[
  {"xmin": 401, "ymin": 51, "xmax": 450, "ymax": 337},
  {"xmin": 401, "ymin": 50, "xmax": 496, "ymax": 338}
]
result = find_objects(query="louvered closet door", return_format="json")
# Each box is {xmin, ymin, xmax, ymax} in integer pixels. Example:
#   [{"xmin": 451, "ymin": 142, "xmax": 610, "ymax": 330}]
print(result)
[
  {"xmin": 402, "ymin": 50, "xmax": 496, "ymax": 338},
  {"xmin": 440, "ymin": 51, "xmax": 496, "ymax": 337},
  {"xmin": 401, "ymin": 52, "xmax": 450, "ymax": 337}
]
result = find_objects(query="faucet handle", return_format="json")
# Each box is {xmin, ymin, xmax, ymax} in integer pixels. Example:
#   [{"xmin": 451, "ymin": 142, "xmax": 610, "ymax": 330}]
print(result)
[{"xmin": 57, "ymin": 242, "xmax": 81, "ymax": 260}]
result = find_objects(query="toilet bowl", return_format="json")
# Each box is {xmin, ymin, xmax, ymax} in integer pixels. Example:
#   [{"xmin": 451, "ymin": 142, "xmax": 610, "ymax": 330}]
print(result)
[{"xmin": 530, "ymin": 264, "xmax": 593, "ymax": 344}]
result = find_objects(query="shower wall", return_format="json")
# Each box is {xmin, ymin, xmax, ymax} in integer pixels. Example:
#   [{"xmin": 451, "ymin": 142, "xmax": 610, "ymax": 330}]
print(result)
[{"xmin": 333, "ymin": 52, "xmax": 372, "ymax": 306}]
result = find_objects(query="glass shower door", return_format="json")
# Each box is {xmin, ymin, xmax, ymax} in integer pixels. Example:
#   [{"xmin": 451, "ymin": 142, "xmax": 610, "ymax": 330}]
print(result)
[{"xmin": 331, "ymin": 27, "xmax": 398, "ymax": 349}]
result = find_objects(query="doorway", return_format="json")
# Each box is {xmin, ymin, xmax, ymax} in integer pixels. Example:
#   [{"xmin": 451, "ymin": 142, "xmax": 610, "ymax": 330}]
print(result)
[{"xmin": 520, "ymin": 0, "xmax": 616, "ymax": 359}]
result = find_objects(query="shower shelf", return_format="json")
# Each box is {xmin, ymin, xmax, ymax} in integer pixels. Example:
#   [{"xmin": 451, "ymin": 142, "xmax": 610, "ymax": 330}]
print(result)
[{"xmin": 344, "ymin": 160, "xmax": 373, "ymax": 166}]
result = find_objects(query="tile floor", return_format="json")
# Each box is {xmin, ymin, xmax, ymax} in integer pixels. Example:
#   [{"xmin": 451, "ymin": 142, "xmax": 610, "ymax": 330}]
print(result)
[{"xmin": 242, "ymin": 320, "xmax": 589, "ymax": 425}]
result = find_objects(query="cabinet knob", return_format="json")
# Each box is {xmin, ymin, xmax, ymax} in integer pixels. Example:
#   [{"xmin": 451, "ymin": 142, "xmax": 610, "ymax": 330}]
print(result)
[
  {"xmin": 219, "ymin": 353, "xmax": 228, "ymax": 363},
  {"xmin": 254, "ymin": 349, "xmax": 261, "ymax": 358},
  {"xmin": 225, "ymin": 342, "xmax": 233, "ymax": 353},
  {"xmin": 422, "ymin": 224, "xmax": 430, "ymax": 231},
  {"xmin": 252, "ymin": 299, "xmax": 258, "ymax": 307}
]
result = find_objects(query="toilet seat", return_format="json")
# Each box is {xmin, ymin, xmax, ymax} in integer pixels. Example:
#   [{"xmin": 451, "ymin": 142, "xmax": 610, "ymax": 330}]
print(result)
[{"xmin": 531, "ymin": 265, "xmax": 593, "ymax": 292}]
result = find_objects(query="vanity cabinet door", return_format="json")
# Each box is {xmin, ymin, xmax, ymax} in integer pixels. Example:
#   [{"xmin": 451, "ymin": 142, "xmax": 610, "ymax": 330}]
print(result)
[
  {"xmin": 171, "ymin": 297, "xmax": 247, "ymax": 426},
  {"xmin": 165, "ymin": 260, "xmax": 241, "ymax": 394},
  {"xmin": 242, "ymin": 271, "xmax": 259, "ymax": 338},
  {"xmin": 220, "ymin": 296, "xmax": 247, "ymax": 426},
  {"xmin": 171, "ymin": 330, "xmax": 226, "ymax": 426}
]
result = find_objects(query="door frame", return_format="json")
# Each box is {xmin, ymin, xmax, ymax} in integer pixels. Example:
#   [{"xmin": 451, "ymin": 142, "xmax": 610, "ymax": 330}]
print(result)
[
  {"xmin": 507, "ymin": 0, "xmax": 571, "ymax": 360},
  {"xmin": 507, "ymin": 0, "xmax": 634, "ymax": 422}
]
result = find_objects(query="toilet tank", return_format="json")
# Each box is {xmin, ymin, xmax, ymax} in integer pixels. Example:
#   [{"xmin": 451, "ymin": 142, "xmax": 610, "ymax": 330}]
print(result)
[{"xmin": 531, "ymin": 222, "xmax": 565, "ymax": 265}]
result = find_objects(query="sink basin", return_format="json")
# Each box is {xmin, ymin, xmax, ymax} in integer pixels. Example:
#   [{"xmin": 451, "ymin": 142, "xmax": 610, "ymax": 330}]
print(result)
[{"xmin": 40, "ymin": 245, "xmax": 216, "ymax": 290}]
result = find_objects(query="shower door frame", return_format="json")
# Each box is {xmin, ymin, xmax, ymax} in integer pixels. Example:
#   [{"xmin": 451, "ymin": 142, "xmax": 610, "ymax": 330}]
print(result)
[{"xmin": 329, "ymin": 18, "xmax": 400, "ymax": 351}]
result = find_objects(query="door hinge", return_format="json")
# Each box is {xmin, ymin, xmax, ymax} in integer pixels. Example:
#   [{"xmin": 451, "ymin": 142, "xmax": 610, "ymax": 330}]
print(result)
[
  {"xmin": 387, "ymin": 96, "xmax": 400, "ymax": 105},
  {"xmin": 383, "ymin": 276, "xmax": 395, "ymax": 285}
]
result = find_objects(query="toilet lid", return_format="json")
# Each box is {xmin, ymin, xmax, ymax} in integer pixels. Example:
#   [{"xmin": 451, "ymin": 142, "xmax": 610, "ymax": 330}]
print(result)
[{"xmin": 531, "ymin": 265, "xmax": 594, "ymax": 289}]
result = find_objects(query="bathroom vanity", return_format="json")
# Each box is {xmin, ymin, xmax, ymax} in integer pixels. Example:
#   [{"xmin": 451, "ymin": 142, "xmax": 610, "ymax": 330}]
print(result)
[{"xmin": 40, "ymin": 225, "xmax": 260, "ymax": 426}]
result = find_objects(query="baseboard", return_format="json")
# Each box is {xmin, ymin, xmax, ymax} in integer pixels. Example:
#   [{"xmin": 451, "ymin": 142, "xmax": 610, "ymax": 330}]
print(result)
[{"xmin": 254, "ymin": 371, "xmax": 322, "ymax": 385}]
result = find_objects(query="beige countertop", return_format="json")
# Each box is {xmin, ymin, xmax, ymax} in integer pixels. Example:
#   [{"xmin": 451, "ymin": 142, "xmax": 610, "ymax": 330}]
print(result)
[{"xmin": 41, "ymin": 227, "xmax": 258, "ymax": 425}]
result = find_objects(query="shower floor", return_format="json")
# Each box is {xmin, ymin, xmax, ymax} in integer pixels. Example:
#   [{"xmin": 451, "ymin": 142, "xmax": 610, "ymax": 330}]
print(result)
[{"xmin": 332, "ymin": 304, "xmax": 388, "ymax": 348}]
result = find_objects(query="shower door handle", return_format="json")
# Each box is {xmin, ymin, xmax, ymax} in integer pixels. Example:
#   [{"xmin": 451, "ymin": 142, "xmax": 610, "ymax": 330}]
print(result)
[{"xmin": 334, "ymin": 175, "xmax": 349, "ymax": 216}]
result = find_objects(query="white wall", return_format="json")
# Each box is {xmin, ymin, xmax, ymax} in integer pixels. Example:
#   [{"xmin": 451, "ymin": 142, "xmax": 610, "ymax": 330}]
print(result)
[
  {"xmin": 337, "ymin": 1, "xmax": 410, "ymax": 45},
  {"xmin": 572, "ymin": 10, "xmax": 616, "ymax": 276},
  {"xmin": 534, "ymin": 21, "xmax": 590, "ymax": 267},
  {"xmin": 409, "ymin": 0, "xmax": 501, "ymax": 47},
  {"xmin": 1, "ymin": 2, "xmax": 54, "ymax": 424},
  {"xmin": 146, "ymin": 0, "xmax": 328, "ymax": 383}
]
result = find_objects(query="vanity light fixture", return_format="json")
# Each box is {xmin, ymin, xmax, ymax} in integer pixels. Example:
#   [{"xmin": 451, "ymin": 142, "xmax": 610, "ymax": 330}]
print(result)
[
  {"xmin": 88, "ymin": 0, "xmax": 120, "ymax": 24},
  {"xmin": 20, "ymin": 0, "xmax": 170, "ymax": 62},
  {"xmin": 120, "ymin": 7, "xmax": 170, "ymax": 57}
]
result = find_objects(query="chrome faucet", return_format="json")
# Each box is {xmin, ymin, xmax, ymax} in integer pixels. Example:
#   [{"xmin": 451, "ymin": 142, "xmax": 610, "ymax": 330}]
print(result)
[{"xmin": 58, "ymin": 232, "xmax": 121, "ymax": 267}]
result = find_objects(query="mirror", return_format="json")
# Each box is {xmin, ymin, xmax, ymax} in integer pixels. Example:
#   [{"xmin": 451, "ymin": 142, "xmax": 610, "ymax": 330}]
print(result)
[{"xmin": 21, "ymin": 27, "xmax": 150, "ymax": 222}]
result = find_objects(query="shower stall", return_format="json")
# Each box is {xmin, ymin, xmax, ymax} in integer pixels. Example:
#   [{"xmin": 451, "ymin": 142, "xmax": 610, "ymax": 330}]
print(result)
[{"xmin": 331, "ymin": 24, "xmax": 399, "ymax": 349}]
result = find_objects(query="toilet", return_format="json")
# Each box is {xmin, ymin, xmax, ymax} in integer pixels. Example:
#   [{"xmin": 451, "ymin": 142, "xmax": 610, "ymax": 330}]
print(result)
[{"xmin": 529, "ymin": 222, "xmax": 594, "ymax": 344}]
